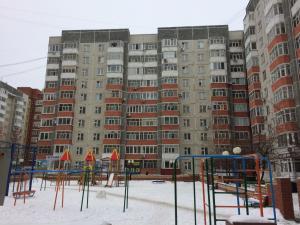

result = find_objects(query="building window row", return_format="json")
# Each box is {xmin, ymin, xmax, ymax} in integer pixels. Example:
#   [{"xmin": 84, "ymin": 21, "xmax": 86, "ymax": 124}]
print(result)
[
  {"xmin": 269, "ymin": 42, "xmax": 289, "ymax": 63},
  {"xmin": 126, "ymin": 132, "xmax": 157, "ymax": 140},
  {"xmin": 274, "ymin": 85, "xmax": 294, "ymax": 103},
  {"xmin": 276, "ymin": 108, "xmax": 296, "ymax": 125},
  {"xmin": 126, "ymin": 145, "xmax": 157, "ymax": 154},
  {"xmin": 127, "ymin": 105, "xmax": 157, "ymax": 113}
]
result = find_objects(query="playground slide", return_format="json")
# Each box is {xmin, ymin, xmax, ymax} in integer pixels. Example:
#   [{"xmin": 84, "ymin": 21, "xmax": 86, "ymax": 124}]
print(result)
[{"xmin": 106, "ymin": 173, "xmax": 114, "ymax": 187}]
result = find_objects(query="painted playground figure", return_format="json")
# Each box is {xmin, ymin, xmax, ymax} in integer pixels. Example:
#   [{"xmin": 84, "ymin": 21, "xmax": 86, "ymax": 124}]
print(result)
[
  {"xmin": 53, "ymin": 148, "xmax": 72, "ymax": 210},
  {"xmin": 80, "ymin": 149, "xmax": 97, "ymax": 186},
  {"xmin": 106, "ymin": 149, "xmax": 122, "ymax": 187}
]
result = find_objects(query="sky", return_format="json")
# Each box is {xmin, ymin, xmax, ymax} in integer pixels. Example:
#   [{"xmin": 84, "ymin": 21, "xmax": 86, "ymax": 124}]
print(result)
[{"xmin": 0, "ymin": 0, "xmax": 248, "ymax": 90}]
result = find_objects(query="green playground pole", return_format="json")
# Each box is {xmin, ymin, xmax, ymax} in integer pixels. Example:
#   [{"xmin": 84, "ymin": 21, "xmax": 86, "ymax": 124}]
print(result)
[
  {"xmin": 80, "ymin": 171, "xmax": 87, "ymax": 211},
  {"xmin": 192, "ymin": 157, "xmax": 197, "ymax": 225},
  {"xmin": 205, "ymin": 159, "xmax": 212, "ymax": 225},
  {"xmin": 126, "ymin": 170, "xmax": 129, "ymax": 209},
  {"xmin": 210, "ymin": 158, "xmax": 217, "ymax": 225},
  {"xmin": 123, "ymin": 169, "xmax": 127, "ymax": 212},
  {"xmin": 174, "ymin": 160, "xmax": 178, "ymax": 225},
  {"xmin": 242, "ymin": 159, "xmax": 249, "ymax": 215},
  {"xmin": 87, "ymin": 168, "xmax": 90, "ymax": 209}
]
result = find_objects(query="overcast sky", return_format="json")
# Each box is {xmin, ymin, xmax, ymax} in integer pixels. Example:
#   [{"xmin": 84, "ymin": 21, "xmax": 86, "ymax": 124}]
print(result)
[{"xmin": 0, "ymin": 0, "xmax": 248, "ymax": 90}]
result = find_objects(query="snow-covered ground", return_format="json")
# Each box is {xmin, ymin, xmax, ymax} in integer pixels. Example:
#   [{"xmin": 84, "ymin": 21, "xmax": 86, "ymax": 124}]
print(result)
[{"xmin": 0, "ymin": 179, "xmax": 297, "ymax": 225}]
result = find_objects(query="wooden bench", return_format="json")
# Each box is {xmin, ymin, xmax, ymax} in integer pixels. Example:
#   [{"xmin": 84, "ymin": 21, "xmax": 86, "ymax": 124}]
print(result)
[{"xmin": 13, "ymin": 190, "xmax": 36, "ymax": 199}]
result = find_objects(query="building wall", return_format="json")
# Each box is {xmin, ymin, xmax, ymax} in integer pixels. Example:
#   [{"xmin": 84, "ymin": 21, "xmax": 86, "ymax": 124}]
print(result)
[
  {"xmin": 17, "ymin": 87, "xmax": 43, "ymax": 147},
  {"xmin": 39, "ymin": 27, "xmax": 252, "ymax": 174},
  {"xmin": 0, "ymin": 81, "xmax": 27, "ymax": 144},
  {"xmin": 244, "ymin": 0, "xmax": 300, "ymax": 181}
]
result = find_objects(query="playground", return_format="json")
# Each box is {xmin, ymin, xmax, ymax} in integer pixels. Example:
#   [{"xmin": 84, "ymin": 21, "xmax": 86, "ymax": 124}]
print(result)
[
  {"xmin": 0, "ymin": 179, "xmax": 298, "ymax": 225},
  {"xmin": 0, "ymin": 143, "xmax": 299, "ymax": 224}
]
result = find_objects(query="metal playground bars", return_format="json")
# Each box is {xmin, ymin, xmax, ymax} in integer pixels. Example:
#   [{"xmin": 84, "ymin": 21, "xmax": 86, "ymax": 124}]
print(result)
[{"xmin": 173, "ymin": 154, "xmax": 277, "ymax": 225}]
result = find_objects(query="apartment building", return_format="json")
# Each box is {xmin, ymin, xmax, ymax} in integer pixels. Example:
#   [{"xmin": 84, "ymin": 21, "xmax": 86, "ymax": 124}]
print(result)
[
  {"xmin": 17, "ymin": 87, "xmax": 43, "ymax": 147},
  {"xmin": 244, "ymin": 0, "xmax": 300, "ymax": 181},
  {"xmin": 0, "ymin": 81, "xmax": 28, "ymax": 144},
  {"xmin": 39, "ymin": 26, "xmax": 251, "ymax": 174}
]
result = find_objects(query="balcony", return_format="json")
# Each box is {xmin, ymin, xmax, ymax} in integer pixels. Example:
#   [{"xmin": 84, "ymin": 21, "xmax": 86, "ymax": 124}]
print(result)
[
  {"xmin": 291, "ymin": 0, "xmax": 300, "ymax": 17},
  {"xmin": 62, "ymin": 59, "xmax": 77, "ymax": 67},
  {"xmin": 162, "ymin": 70, "xmax": 178, "ymax": 77},
  {"xmin": 63, "ymin": 48, "xmax": 78, "ymax": 54},
  {"xmin": 46, "ymin": 63, "xmax": 59, "ymax": 70},
  {"xmin": 209, "ymin": 43, "xmax": 226, "ymax": 50},
  {"xmin": 45, "ymin": 75, "xmax": 58, "ymax": 81}
]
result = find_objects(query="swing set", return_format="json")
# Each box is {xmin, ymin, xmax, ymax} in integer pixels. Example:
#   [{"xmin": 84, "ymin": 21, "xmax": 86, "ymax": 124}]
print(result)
[{"xmin": 173, "ymin": 153, "xmax": 277, "ymax": 225}]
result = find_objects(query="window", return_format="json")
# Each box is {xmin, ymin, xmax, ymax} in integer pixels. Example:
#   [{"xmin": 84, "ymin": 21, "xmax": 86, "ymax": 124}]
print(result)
[
  {"xmin": 210, "ymin": 37, "xmax": 225, "ymax": 44},
  {"xmin": 96, "ymin": 81, "xmax": 102, "ymax": 88},
  {"xmin": 57, "ymin": 117, "xmax": 72, "ymax": 125},
  {"xmin": 269, "ymin": 42, "xmax": 289, "ymax": 63},
  {"xmin": 78, "ymin": 120, "xmax": 85, "ymax": 127},
  {"xmin": 58, "ymin": 104, "xmax": 73, "ymax": 112},
  {"xmin": 76, "ymin": 147, "xmax": 83, "ymax": 155},
  {"xmin": 93, "ymin": 133, "xmax": 100, "ymax": 141},
  {"xmin": 184, "ymin": 147, "xmax": 191, "ymax": 155},
  {"xmin": 105, "ymin": 117, "xmax": 120, "ymax": 125},
  {"xmin": 211, "ymin": 62, "xmax": 225, "ymax": 70},
  {"xmin": 77, "ymin": 133, "xmax": 84, "ymax": 141},
  {"xmin": 276, "ymin": 108, "xmax": 296, "ymax": 125},
  {"xmin": 81, "ymin": 81, "xmax": 87, "ymax": 88},
  {"xmin": 197, "ymin": 53, "xmax": 204, "ymax": 61},
  {"xmin": 181, "ymin": 92, "xmax": 189, "ymax": 100},
  {"xmin": 107, "ymin": 65, "xmax": 123, "ymax": 73},
  {"xmin": 98, "ymin": 56, "xmax": 104, "ymax": 63},
  {"xmin": 233, "ymin": 104, "xmax": 248, "ymax": 112},
  {"xmin": 198, "ymin": 66, "xmax": 205, "ymax": 74},
  {"xmin": 197, "ymin": 40, "xmax": 205, "ymax": 49},
  {"xmin": 183, "ymin": 105, "xmax": 190, "ymax": 113},
  {"xmin": 45, "ymin": 81, "xmax": 57, "ymax": 88},
  {"xmin": 200, "ymin": 119, "xmax": 207, "ymax": 127},
  {"xmin": 271, "ymin": 64, "xmax": 290, "ymax": 83},
  {"xmin": 210, "ymin": 49, "xmax": 226, "ymax": 57},
  {"xmin": 96, "ymin": 93, "xmax": 102, "ymax": 101},
  {"xmin": 163, "ymin": 145, "xmax": 178, "ymax": 154},
  {"xmin": 94, "ymin": 120, "xmax": 101, "ymax": 127},
  {"xmin": 95, "ymin": 107, "xmax": 101, "ymax": 114},
  {"xmin": 199, "ymin": 105, "xmax": 207, "ymax": 113},
  {"xmin": 234, "ymin": 117, "xmax": 250, "ymax": 126},
  {"xmin": 182, "ymin": 79, "xmax": 189, "ymax": 87},
  {"xmin": 162, "ymin": 39, "xmax": 177, "ymax": 47},
  {"xmin": 274, "ymin": 86, "xmax": 294, "ymax": 103},
  {"xmin": 96, "ymin": 68, "xmax": 105, "ymax": 76},
  {"xmin": 83, "ymin": 56, "xmax": 89, "ymax": 64},
  {"xmin": 43, "ymin": 106, "xmax": 55, "ymax": 114},
  {"xmin": 200, "ymin": 133, "xmax": 208, "ymax": 141},
  {"xmin": 183, "ymin": 119, "xmax": 190, "ymax": 127},
  {"xmin": 82, "ymin": 68, "xmax": 88, "ymax": 76},
  {"xmin": 93, "ymin": 147, "xmax": 99, "ymax": 155},
  {"xmin": 163, "ymin": 117, "xmax": 179, "ymax": 125},
  {"xmin": 184, "ymin": 161, "xmax": 192, "ymax": 170},
  {"xmin": 162, "ymin": 64, "xmax": 177, "ymax": 71},
  {"xmin": 80, "ymin": 93, "xmax": 87, "ymax": 101},
  {"xmin": 182, "ymin": 54, "xmax": 188, "ymax": 62},
  {"xmin": 79, "ymin": 106, "xmax": 86, "ymax": 114},
  {"xmin": 184, "ymin": 133, "xmax": 191, "ymax": 140}
]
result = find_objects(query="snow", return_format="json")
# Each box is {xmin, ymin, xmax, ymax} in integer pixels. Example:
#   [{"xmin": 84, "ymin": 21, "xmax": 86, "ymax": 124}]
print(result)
[
  {"xmin": 293, "ymin": 193, "xmax": 300, "ymax": 218},
  {"xmin": 0, "ymin": 179, "xmax": 298, "ymax": 225},
  {"xmin": 228, "ymin": 215, "xmax": 273, "ymax": 223}
]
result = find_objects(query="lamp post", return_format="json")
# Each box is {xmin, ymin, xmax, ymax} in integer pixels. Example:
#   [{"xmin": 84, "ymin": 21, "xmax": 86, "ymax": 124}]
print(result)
[{"xmin": 222, "ymin": 151, "xmax": 229, "ymax": 176}]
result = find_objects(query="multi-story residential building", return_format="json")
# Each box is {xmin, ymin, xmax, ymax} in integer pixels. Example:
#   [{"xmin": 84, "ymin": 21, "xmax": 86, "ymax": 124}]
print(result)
[
  {"xmin": 244, "ymin": 0, "xmax": 300, "ymax": 181},
  {"xmin": 17, "ymin": 87, "xmax": 43, "ymax": 147},
  {"xmin": 0, "ymin": 81, "xmax": 28, "ymax": 144},
  {"xmin": 39, "ymin": 26, "xmax": 251, "ymax": 174}
]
